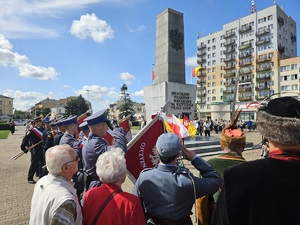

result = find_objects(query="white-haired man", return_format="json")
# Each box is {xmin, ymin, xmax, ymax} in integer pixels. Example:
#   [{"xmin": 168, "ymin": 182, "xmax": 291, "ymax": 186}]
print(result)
[{"xmin": 29, "ymin": 145, "xmax": 83, "ymax": 225}]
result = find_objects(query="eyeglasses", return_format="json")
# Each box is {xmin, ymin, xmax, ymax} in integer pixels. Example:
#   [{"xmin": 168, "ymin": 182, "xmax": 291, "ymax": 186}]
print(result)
[{"xmin": 61, "ymin": 156, "xmax": 79, "ymax": 170}]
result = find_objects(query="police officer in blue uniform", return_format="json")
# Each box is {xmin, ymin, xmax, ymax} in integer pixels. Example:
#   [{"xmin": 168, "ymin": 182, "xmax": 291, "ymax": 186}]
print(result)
[
  {"xmin": 59, "ymin": 116, "xmax": 85, "ymax": 199},
  {"xmin": 133, "ymin": 132, "xmax": 223, "ymax": 225},
  {"xmin": 82, "ymin": 109, "xmax": 127, "ymax": 190},
  {"xmin": 78, "ymin": 121, "xmax": 89, "ymax": 147},
  {"xmin": 53, "ymin": 119, "xmax": 65, "ymax": 145},
  {"xmin": 20, "ymin": 116, "xmax": 45, "ymax": 184}
]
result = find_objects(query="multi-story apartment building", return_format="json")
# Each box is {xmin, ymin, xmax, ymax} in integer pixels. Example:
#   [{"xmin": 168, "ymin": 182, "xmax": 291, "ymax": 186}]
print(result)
[{"xmin": 196, "ymin": 3, "xmax": 298, "ymax": 121}]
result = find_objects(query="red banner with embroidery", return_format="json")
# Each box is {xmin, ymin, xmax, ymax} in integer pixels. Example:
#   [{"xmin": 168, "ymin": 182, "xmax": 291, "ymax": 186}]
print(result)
[{"xmin": 125, "ymin": 115, "xmax": 165, "ymax": 182}]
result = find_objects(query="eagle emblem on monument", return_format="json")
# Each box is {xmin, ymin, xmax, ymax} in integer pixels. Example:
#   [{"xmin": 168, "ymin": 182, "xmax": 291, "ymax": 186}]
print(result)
[{"xmin": 169, "ymin": 29, "xmax": 183, "ymax": 51}]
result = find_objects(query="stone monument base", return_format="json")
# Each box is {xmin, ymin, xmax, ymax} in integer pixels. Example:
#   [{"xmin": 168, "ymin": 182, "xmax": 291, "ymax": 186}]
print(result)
[{"xmin": 144, "ymin": 81, "xmax": 197, "ymax": 121}]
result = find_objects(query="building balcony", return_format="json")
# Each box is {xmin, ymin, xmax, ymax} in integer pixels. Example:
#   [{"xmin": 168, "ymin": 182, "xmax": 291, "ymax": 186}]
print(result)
[
  {"xmin": 197, "ymin": 58, "xmax": 206, "ymax": 64},
  {"xmin": 256, "ymin": 95, "xmax": 268, "ymax": 101},
  {"xmin": 223, "ymin": 89, "xmax": 234, "ymax": 94},
  {"xmin": 197, "ymin": 79, "xmax": 206, "ymax": 84},
  {"xmin": 197, "ymin": 100, "xmax": 206, "ymax": 105},
  {"xmin": 257, "ymin": 56, "xmax": 272, "ymax": 63},
  {"xmin": 239, "ymin": 78, "xmax": 252, "ymax": 83},
  {"xmin": 223, "ymin": 96, "xmax": 234, "ymax": 102},
  {"xmin": 224, "ymin": 48, "xmax": 236, "ymax": 54},
  {"xmin": 239, "ymin": 69, "xmax": 252, "ymax": 75},
  {"xmin": 224, "ymin": 81, "xmax": 236, "ymax": 86},
  {"xmin": 197, "ymin": 93, "xmax": 206, "ymax": 98},
  {"xmin": 238, "ymin": 43, "xmax": 251, "ymax": 50},
  {"xmin": 256, "ymin": 66, "xmax": 271, "ymax": 72},
  {"xmin": 197, "ymin": 86, "xmax": 206, "ymax": 91},
  {"xmin": 224, "ymin": 57, "xmax": 235, "ymax": 63},
  {"xmin": 224, "ymin": 64, "xmax": 236, "ymax": 70},
  {"xmin": 256, "ymin": 76, "xmax": 271, "ymax": 82},
  {"xmin": 197, "ymin": 44, "xmax": 207, "ymax": 50},
  {"xmin": 224, "ymin": 72, "xmax": 236, "ymax": 78},
  {"xmin": 239, "ymin": 25, "xmax": 252, "ymax": 34},
  {"xmin": 239, "ymin": 52, "xmax": 252, "ymax": 59},
  {"xmin": 223, "ymin": 31, "xmax": 236, "ymax": 39},
  {"xmin": 224, "ymin": 39, "xmax": 236, "ymax": 47},
  {"xmin": 238, "ymin": 87, "xmax": 252, "ymax": 92},
  {"xmin": 255, "ymin": 86, "xmax": 270, "ymax": 91},
  {"xmin": 256, "ymin": 38, "xmax": 271, "ymax": 46},
  {"xmin": 198, "ymin": 71, "xmax": 206, "ymax": 77},
  {"xmin": 239, "ymin": 61, "xmax": 252, "ymax": 67},
  {"xmin": 239, "ymin": 96, "xmax": 252, "ymax": 101},
  {"xmin": 197, "ymin": 50, "xmax": 206, "ymax": 56},
  {"xmin": 256, "ymin": 28, "xmax": 270, "ymax": 37}
]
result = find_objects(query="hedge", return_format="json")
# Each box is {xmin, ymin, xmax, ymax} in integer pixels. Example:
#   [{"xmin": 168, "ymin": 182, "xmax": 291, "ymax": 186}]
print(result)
[{"xmin": 0, "ymin": 123, "xmax": 10, "ymax": 130}]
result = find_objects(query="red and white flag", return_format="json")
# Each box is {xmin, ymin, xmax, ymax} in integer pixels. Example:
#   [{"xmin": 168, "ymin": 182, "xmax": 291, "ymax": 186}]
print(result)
[
  {"xmin": 125, "ymin": 115, "xmax": 165, "ymax": 182},
  {"xmin": 103, "ymin": 117, "xmax": 132, "ymax": 145},
  {"xmin": 162, "ymin": 114, "xmax": 190, "ymax": 139},
  {"xmin": 119, "ymin": 117, "xmax": 132, "ymax": 143}
]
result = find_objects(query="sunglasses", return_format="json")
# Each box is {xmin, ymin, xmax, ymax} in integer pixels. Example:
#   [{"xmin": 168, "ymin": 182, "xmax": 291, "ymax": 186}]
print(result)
[{"xmin": 61, "ymin": 155, "xmax": 79, "ymax": 170}]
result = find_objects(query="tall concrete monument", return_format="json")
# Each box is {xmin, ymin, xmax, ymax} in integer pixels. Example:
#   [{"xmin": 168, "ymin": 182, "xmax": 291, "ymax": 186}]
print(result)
[{"xmin": 144, "ymin": 8, "xmax": 197, "ymax": 121}]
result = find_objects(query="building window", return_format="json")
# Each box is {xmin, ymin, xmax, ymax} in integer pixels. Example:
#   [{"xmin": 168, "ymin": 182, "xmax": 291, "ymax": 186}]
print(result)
[
  {"xmin": 281, "ymin": 85, "xmax": 290, "ymax": 91},
  {"xmin": 212, "ymin": 96, "xmax": 216, "ymax": 101},
  {"xmin": 212, "ymin": 75, "xmax": 216, "ymax": 79},
  {"xmin": 0, "ymin": 100, "xmax": 2, "ymax": 106},
  {"xmin": 212, "ymin": 82, "xmax": 216, "ymax": 86},
  {"xmin": 208, "ymin": 76, "xmax": 211, "ymax": 80},
  {"xmin": 212, "ymin": 89, "xmax": 216, "ymax": 94},
  {"xmin": 292, "ymin": 84, "xmax": 298, "ymax": 90},
  {"xmin": 212, "ymin": 53, "xmax": 216, "ymax": 57},
  {"xmin": 212, "ymin": 67, "xmax": 216, "ymax": 72},
  {"xmin": 212, "ymin": 45, "xmax": 216, "ymax": 50},
  {"xmin": 8, "ymin": 101, "xmax": 12, "ymax": 106},
  {"xmin": 212, "ymin": 38, "xmax": 216, "ymax": 43},
  {"xmin": 208, "ymin": 40, "xmax": 211, "ymax": 44},
  {"xmin": 268, "ymin": 15, "xmax": 273, "ymax": 20},
  {"xmin": 292, "ymin": 74, "xmax": 298, "ymax": 80},
  {"xmin": 291, "ymin": 64, "xmax": 298, "ymax": 70}
]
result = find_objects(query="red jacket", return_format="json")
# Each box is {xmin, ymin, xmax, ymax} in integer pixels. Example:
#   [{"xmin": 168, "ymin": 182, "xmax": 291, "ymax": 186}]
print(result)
[{"xmin": 83, "ymin": 183, "xmax": 145, "ymax": 225}]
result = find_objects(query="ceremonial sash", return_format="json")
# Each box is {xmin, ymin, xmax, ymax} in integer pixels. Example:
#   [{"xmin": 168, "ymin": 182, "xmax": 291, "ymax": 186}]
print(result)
[{"xmin": 31, "ymin": 127, "xmax": 43, "ymax": 140}]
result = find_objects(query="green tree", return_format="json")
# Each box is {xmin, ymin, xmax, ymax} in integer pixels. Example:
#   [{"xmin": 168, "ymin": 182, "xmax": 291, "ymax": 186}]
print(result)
[
  {"xmin": 40, "ymin": 107, "xmax": 51, "ymax": 117},
  {"xmin": 64, "ymin": 95, "xmax": 89, "ymax": 116},
  {"xmin": 13, "ymin": 109, "xmax": 27, "ymax": 119},
  {"xmin": 118, "ymin": 84, "xmax": 135, "ymax": 119}
]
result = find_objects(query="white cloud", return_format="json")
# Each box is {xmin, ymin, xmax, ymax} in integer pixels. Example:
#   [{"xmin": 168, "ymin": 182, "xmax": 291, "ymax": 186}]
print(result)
[
  {"xmin": 120, "ymin": 72, "xmax": 136, "ymax": 84},
  {"xmin": 132, "ymin": 89, "xmax": 144, "ymax": 97},
  {"xmin": 74, "ymin": 85, "xmax": 119, "ymax": 112},
  {"xmin": 128, "ymin": 24, "xmax": 146, "ymax": 33},
  {"xmin": 0, "ymin": 34, "xmax": 58, "ymax": 80},
  {"xmin": 70, "ymin": 13, "xmax": 114, "ymax": 43},
  {"xmin": 3, "ymin": 89, "xmax": 56, "ymax": 111},
  {"xmin": 63, "ymin": 85, "xmax": 70, "ymax": 88},
  {"xmin": 185, "ymin": 55, "xmax": 198, "ymax": 67}
]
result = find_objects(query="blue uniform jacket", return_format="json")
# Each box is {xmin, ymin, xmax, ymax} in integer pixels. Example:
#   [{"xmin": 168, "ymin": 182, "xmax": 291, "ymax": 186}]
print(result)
[
  {"xmin": 82, "ymin": 127, "xmax": 127, "ymax": 188},
  {"xmin": 133, "ymin": 157, "xmax": 223, "ymax": 220}
]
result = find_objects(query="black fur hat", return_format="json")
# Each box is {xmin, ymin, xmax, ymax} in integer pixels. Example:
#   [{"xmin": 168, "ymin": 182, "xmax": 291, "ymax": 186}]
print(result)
[{"xmin": 256, "ymin": 97, "xmax": 300, "ymax": 145}]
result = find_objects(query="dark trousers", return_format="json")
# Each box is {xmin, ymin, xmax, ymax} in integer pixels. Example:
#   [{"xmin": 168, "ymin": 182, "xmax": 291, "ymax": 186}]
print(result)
[
  {"xmin": 28, "ymin": 148, "xmax": 44, "ymax": 180},
  {"xmin": 205, "ymin": 130, "xmax": 210, "ymax": 137}
]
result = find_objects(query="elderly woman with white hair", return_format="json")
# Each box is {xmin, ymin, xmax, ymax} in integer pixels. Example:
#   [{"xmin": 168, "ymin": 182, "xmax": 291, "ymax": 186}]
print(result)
[
  {"xmin": 83, "ymin": 147, "xmax": 145, "ymax": 225},
  {"xmin": 30, "ymin": 144, "xmax": 83, "ymax": 225}
]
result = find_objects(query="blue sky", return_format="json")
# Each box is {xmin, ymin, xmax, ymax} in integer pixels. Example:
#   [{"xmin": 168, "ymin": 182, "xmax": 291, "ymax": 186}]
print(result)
[{"xmin": 0, "ymin": 0, "xmax": 299, "ymax": 112}]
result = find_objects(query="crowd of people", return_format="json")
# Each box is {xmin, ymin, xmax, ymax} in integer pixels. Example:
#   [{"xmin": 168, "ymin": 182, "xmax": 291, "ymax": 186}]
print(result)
[{"xmin": 20, "ymin": 96, "xmax": 300, "ymax": 225}]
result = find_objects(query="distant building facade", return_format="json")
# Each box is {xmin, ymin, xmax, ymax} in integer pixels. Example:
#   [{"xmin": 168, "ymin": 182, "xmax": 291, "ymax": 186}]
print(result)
[
  {"xmin": 0, "ymin": 94, "xmax": 14, "ymax": 117},
  {"xmin": 195, "ymin": 4, "xmax": 298, "ymax": 121},
  {"xmin": 108, "ymin": 100, "xmax": 145, "ymax": 121}
]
